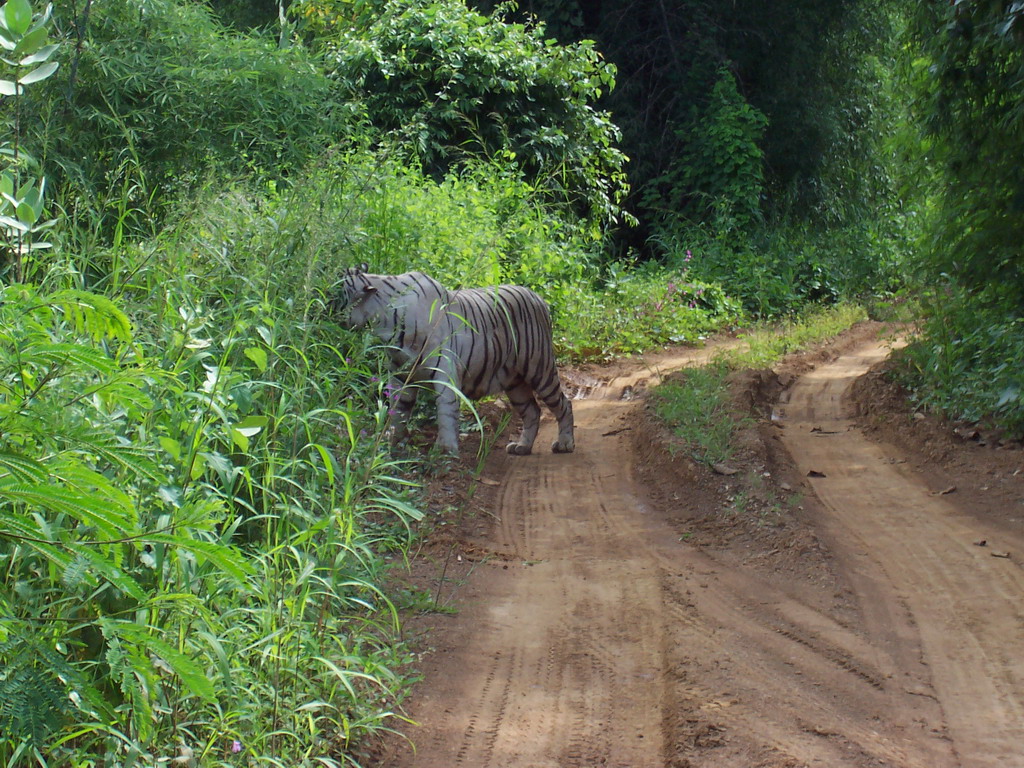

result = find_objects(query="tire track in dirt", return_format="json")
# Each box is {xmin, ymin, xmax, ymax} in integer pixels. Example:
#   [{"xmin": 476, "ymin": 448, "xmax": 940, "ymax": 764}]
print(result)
[
  {"xmin": 777, "ymin": 340, "xmax": 1024, "ymax": 768},
  {"xmin": 383, "ymin": 335, "xmax": 1020, "ymax": 768},
  {"xmin": 406, "ymin": 450, "xmax": 670, "ymax": 767},
  {"xmin": 387, "ymin": 351, "xmax": 708, "ymax": 768}
]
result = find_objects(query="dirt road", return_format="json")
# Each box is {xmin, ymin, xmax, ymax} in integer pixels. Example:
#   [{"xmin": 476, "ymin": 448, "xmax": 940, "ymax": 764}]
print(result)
[
  {"xmin": 380, "ymin": 333, "xmax": 1024, "ymax": 768},
  {"xmin": 778, "ymin": 340, "xmax": 1024, "ymax": 767}
]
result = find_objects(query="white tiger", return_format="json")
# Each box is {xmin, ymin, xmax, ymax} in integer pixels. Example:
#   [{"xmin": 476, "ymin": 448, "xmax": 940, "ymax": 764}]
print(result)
[{"xmin": 331, "ymin": 265, "xmax": 575, "ymax": 457}]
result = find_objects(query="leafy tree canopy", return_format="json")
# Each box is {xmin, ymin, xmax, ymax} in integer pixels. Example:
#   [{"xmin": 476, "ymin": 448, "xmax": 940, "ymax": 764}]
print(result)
[
  {"xmin": 910, "ymin": 0, "xmax": 1024, "ymax": 304},
  {"xmin": 475, "ymin": 0, "xmax": 901, "ymax": 247},
  {"xmin": 307, "ymin": 0, "xmax": 630, "ymax": 233}
]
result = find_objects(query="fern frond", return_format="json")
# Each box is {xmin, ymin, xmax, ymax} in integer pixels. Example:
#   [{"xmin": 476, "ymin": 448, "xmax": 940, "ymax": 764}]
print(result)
[
  {"xmin": 0, "ymin": 481, "xmax": 136, "ymax": 537},
  {"xmin": 18, "ymin": 341, "xmax": 118, "ymax": 377},
  {"xmin": 48, "ymin": 289, "xmax": 133, "ymax": 343},
  {"xmin": 73, "ymin": 547, "xmax": 146, "ymax": 601},
  {"xmin": 105, "ymin": 619, "xmax": 216, "ymax": 703},
  {"xmin": 62, "ymin": 554, "xmax": 91, "ymax": 590},
  {"xmin": 0, "ymin": 450, "xmax": 48, "ymax": 483},
  {"xmin": 0, "ymin": 512, "xmax": 72, "ymax": 567},
  {"xmin": 0, "ymin": 641, "xmax": 79, "ymax": 747},
  {"xmin": 145, "ymin": 532, "xmax": 253, "ymax": 583},
  {"xmin": 64, "ymin": 433, "xmax": 164, "ymax": 484}
]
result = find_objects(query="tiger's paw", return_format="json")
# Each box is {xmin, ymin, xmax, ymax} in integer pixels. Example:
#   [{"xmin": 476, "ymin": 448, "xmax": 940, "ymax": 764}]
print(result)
[
  {"xmin": 551, "ymin": 438, "xmax": 575, "ymax": 454},
  {"xmin": 506, "ymin": 442, "xmax": 533, "ymax": 456},
  {"xmin": 432, "ymin": 438, "xmax": 460, "ymax": 458}
]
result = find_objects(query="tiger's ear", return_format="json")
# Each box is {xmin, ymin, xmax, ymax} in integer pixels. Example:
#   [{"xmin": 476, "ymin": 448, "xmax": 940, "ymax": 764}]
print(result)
[{"xmin": 358, "ymin": 262, "xmax": 369, "ymax": 273}]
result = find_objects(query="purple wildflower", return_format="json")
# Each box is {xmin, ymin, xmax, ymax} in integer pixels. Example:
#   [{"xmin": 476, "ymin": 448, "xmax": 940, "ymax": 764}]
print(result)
[{"xmin": 231, "ymin": 741, "xmax": 242, "ymax": 754}]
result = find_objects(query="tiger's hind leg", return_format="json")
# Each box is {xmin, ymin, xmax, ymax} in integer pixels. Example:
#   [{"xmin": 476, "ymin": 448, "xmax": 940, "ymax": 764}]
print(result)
[
  {"xmin": 504, "ymin": 381, "xmax": 541, "ymax": 455},
  {"xmin": 544, "ymin": 391, "xmax": 575, "ymax": 453},
  {"xmin": 532, "ymin": 371, "xmax": 575, "ymax": 453}
]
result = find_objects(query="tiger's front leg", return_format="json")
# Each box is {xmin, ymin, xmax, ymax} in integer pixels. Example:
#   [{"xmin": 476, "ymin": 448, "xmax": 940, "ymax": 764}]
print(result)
[
  {"xmin": 432, "ymin": 379, "xmax": 462, "ymax": 456},
  {"xmin": 387, "ymin": 376, "xmax": 418, "ymax": 447},
  {"xmin": 428, "ymin": 349, "xmax": 463, "ymax": 456}
]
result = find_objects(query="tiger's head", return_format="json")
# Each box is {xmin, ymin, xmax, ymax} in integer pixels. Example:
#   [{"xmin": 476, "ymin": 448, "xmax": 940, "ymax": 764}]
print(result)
[{"xmin": 329, "ymin": 263, "xmax": 381, "ymax": 330}]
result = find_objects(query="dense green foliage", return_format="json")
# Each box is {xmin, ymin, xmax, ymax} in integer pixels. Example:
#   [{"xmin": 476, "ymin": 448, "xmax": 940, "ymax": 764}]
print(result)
[
  {"xmin": 3, "ymin": 0, "xmax": 1023, "ymax": 763},
  {"xmin": 900, "ymin": 289, "xmax": 1024, "ymax": 435},
  {"xmin": 317, "ymin": 0, "xmax": 630, "ymax": 232},
  {"xmin": 475, "ymin": 0, "xmax": 909, "ymax": 314},
  {"xmin": 910, "ymin": 0, "xmax": 1024, "ymax": 301},
  {"xmin": 477, "ymin": 0, "xmax": 1023, "ymax": 432},
  {"xmin": 41, "ymin": 0, "xmax": 349, "ymax": 242},
  {"xmin": 0, "ymin": 277, "xmax": 423, "ymax": 766},
  {"xmin": 618, "ymin": 0, "xmax": 898, "ymax": 223},
  {"xmin": 896, "ymin": 0, "xmax": 1024, "ymax": 435}
]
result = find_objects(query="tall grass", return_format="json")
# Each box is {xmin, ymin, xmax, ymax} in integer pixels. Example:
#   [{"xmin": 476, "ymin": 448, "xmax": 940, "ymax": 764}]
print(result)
[
  {"xmin": 558, "ymin": 260, "xmax": 743, "ymax": 358},
  {"xmin": 716, "ymin": 302, "xmax": 868, "ymax": 369},
  {"xmin": 650, "ymin": 362, "xmax": 743, "ymax": 466},
  {"xmin": 897, "ymin": 287, "xmax": 1024, "ymax": 437},
  {"xmin": 0, "ymin": 156, "xmax": 429, "ymax": 766}
]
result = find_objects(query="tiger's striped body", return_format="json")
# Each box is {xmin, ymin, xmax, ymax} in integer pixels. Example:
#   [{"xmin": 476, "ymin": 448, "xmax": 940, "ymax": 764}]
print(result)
[{"xmin": 332, "ymin": 266, "xmax": 575, "ymax": 457}]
